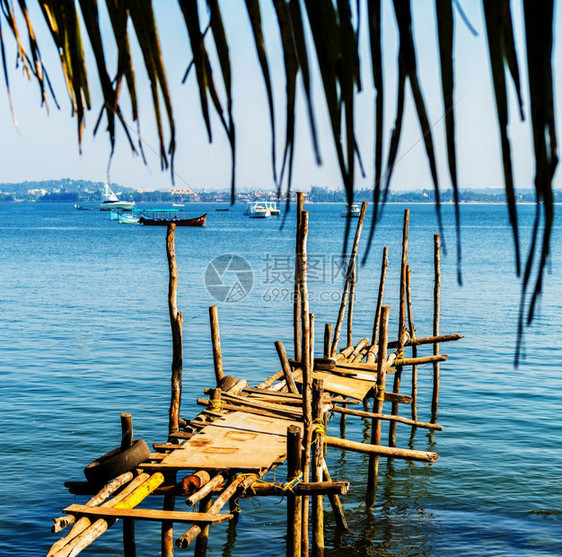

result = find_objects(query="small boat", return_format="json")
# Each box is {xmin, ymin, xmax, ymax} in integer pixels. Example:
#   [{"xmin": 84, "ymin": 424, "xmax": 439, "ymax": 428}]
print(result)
[
  {"xmin": 246, "ymin": 202, "xmax": 271, "ymax": 218},
  {"xmin": 138, "ymin": 209, "xmax": 207, "ymax": 226},
  {"xmin": 99, "ymin": 183, "xmax": 135, "ymax": 211},
  {"xmin": 215, "ymin": 207, "xmax": 230, "ymax": 212},
  {"xmin": 264, "ymin": 201, "xmax": 281, "ymax": 216},
  {"xmin": 341, "ymin": 203, "xmax": 360, "ymax": 218},
  {"xmin": 118, "ymin": 212, "xmax": 140, "ymax": 224},
  {"xmin": 74, "ymin": 204, "xmax": 91, "ymax": 211},
  {"xmin": 172, "ymin": 202, "xmax": 185, "ymax": 207}
]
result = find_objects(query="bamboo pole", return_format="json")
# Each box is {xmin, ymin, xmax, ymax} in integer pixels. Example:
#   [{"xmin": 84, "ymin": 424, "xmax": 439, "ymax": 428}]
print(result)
[
  {"xmin": 332, "ymin": 405, "xmax": 442, "ymax": 430},
  {"xmin": 405, "ymin": 266, "xmax": 418, "ymax": 422},
  {"xmin": 209, "ymin": 305, "xmax": 224, "ymax": 386},
  {"xmin": 323, "ymin": 324, "xmax": 331, "ymax": 358},
  {"xmin": 326, "ymin": 436, "xmax": 438, "ymax": 462},
  {"xmin": 52, "ymin": 472, "xmax": 134, "ymax": 534},
  {"xmin": 331, "ymin": 202, "xmax": 368, "ymax": 356},
  {"xmin": 120, "ymin": 414, "xmax": 135, "ymax": 557},
  {"xmin": 276, "ymin": 340, "xmax": 300, "ymax": 394},
  {"xmin": 299, "ymin": 211, "xmax": 311, "ymax": 556},
  {"xmin": 286, "ymin": 425, "xmax": 302, "ymax": 557},
  {"xmin": 367, "ymin": 306, "xmax": 389, "ymax": 500},
  {"xmin": 320, "ymin": 462, "xmax": 348, "ymax": 531},
  {"xmin": 309, "ymin": 313, "xmax": 315, "ymax": 365},
  {"xmin": 311, "ymin": 379, "xmax": 325, "ymax": 557},
  {"xmin": 372, "ymin": 246, "xmax": 389, "ymax": 345},
  {"xmin": 49, "ymin": 474, "xmax": 151, "ymax": 557},
  {"xmin": 387, "ymin": 332, "xmax": 462, "ymax": 349},
  {"xmin": 346, "ymin": 256, "xmax": 356, "ymax": 349},
  {"xmin": 432, "ymin": 233, "xmax": 441, "ymax": 421},
  {"xmin": 177, "ymin": 474, "xmax": 259, "ymax": 548},
  {"xmin": 167, "ymin": 224, "xmax": 183, "ymax": 435},
  {"xmin": 161, "ymin": 473, "xmax": 177, "ymax": 557},
  {"xmin": 389, "ymin": 210, "xmax": 409, "ymax": 447},
  {"xmin": 193, "ymin": 494, "xmax": 212, "ymax": 557},
  {"xmin": 53, "ymin": 474, "xmax": 164, "ymax": 557},
  {"xmin": 294, "ymin": 192, "xmax": 304, "ymax": 361},
  {"xmin": 186, "ymin": 473, "xmax": 226, "ymax": 507}
]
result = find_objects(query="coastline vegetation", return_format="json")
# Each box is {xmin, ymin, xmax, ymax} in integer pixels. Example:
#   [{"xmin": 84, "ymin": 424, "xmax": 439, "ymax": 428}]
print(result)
[{"xmin": 0, "ymin": 180, "xmax": 556, "ymax": 205}]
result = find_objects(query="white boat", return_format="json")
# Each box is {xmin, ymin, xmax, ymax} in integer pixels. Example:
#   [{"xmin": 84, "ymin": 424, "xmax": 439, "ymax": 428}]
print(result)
[
  {"xmin": 118, "ymin": 212, "xmax": 140, "ymax": 224},
  {"xmin": 341, "ymin": 203, "xmax": 360, "ymax": 218},
  {"xmin": 264, "ymin": 201, "xmax": 280, "ymax": 215},
  {"xmin": 246, "ymin": 202, "xmax": 271, "ymax": 218},
  {"xmin": 99, "ymin": 183, "xmax": 135, "ymax": 211}
]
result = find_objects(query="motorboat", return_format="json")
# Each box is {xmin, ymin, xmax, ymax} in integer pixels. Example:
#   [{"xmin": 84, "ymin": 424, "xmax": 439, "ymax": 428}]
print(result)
[
  {"xmin": 341, "ymin": 203, "xmax": 360, "ymax": 217},
  {"xmin": 264, "ymin": 201, "xmax": 280, "ymax": 215},
  {"xmin": 246, "ymin": 202, "xmax": 271, "ymax": 218},
  {"xmin": 99, "ymin": 183, "xmax": 135, "ymax": 211}
]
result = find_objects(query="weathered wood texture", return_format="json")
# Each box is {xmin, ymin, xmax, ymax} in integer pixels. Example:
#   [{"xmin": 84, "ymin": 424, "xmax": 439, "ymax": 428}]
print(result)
[
  {"xmin": 432, "ymin": 233, "xmax": 441, "ymax": 420},
  {"xmin": 63, "ymin": 505, "xmax": 232, "ymax": 524},
  {"xmin": 389, "ymin": 210, "xmax": 409, "ymax": 447},
  {"xmin": 161, "ymin": 412, "xmax": 302, "ymax": 470},
  {"xmin": 209, "ymin": 305, "xmax": 224, "ymax": 386},
  {"xmin": 167, "ymin": 224, "xmax": 183, "ymax": 434},
  {"xmin": 294, "ymin": 191, "xmax": 304, "ymax": 361}
]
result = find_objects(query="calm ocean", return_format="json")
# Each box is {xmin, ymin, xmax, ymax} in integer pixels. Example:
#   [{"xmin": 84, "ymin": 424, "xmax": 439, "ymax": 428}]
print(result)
[{"xmin": 0, "ymin": 201, "xmax": 560, "ymax": 556}]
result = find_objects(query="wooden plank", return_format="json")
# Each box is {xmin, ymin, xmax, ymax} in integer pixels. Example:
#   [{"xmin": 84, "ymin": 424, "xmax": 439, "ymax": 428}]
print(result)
[
  {"xmin": 159, "ymin": 412, "xmax": 303, "ymax": 470},
  {"xmin": 293, "ymin": 368, "xmax": 374, "ymax": 400},
  {"xmin": 63, "ymin": 504, "xmax": 232, "ymax": 525}
]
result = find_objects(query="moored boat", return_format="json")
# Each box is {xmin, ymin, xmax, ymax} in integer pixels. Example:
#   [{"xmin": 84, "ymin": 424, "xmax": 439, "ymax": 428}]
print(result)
[
  {"xmin": 118, "ymin": 212, "xmax": 140, "ymax": 224},
  {"xmin": 138, "ymin": 209, "xmax": 206, "ymax": 226},
  {"xmin": 341, "ymin": 203, "xmax": 360, "ymax": 217},
  {"xmin": 264, "ymin": 201, "xmax": 280, "ymax": 215},
  {"xmin": 246, "ymin": 202, "xmax": 271, "ymax": 218}
]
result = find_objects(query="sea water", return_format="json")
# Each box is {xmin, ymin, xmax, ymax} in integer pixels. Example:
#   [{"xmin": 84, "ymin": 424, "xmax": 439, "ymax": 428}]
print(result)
[{"xmin": 0, "ymin": 202, "xmax": 560, "ymax": 556}]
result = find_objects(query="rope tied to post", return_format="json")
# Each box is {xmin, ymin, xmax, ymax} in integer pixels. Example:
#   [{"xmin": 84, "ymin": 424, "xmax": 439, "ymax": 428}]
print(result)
[
  {"xmin": 208, "ymin": 398, "xmax": 223, "ymax": 413},
  {"xmin": 375, "ymin": 383, "xmax": 386, "ymax": 401}
]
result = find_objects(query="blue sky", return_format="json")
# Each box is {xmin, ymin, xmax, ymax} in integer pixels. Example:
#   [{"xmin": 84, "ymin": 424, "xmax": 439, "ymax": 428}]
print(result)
[{"xmin": 0, "ymin": 1, "xmax": 559, "ymax": 194}]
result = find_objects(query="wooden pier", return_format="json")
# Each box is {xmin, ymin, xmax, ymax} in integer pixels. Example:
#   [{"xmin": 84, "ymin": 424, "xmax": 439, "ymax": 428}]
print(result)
[{"xmin": 47, "ymin": 201, "xmax": 462, "ymax": 556}]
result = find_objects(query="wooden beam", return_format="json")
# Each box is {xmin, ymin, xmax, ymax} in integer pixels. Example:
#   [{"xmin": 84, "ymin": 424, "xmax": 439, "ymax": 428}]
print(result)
[{"xmin": 63, "ymin": 505, "xmax": 233, "ymax": 525}]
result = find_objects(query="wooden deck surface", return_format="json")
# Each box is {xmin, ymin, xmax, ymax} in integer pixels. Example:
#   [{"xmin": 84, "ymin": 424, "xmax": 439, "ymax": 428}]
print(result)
[{"xmin": 157, "ymin": 411, "xmax": 303, "ymax": 471}]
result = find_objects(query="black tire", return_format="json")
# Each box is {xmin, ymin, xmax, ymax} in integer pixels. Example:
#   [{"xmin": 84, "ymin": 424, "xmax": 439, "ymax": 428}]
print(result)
[{"xmin": 84, "ymin": 439, "xmax": 150, "ymax": 484}]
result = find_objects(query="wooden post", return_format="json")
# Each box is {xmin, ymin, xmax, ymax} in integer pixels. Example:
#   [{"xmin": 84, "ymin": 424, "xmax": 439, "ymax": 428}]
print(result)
[
  {"xmin": 346, "ymin": 259, "xmax": 356, "ymax": 349},
  {"xmin": 323, "ymin": 324, "xmax": 331, "ymax": 358},
  {"xmin": 432, "ymin": 233, "xmax": 441, "ymax": 421},
  {"xmin": 406, "ymin": 266, "xmax": 418, "ymax": 422},
  {"xmin": 309, "ymin": 313, "xmax": 315, "ymax": 365},
  {"xmin": 287, "ymin": 425, "xmax": 302, "ymax": 557},
  {"xmin": 209, "ymin": 305, "xmax": 224, "ymax": 386},
  {"xmin": 339, "ymin": 397, "xmax": 347, "ymax": 438},
  {"xmin": 275, "ymin": 340, "xmax": 299, "ymax": 394},
  {"xmin": 321, "ymin": 462, "xmax": 348, "ymax": 531},
  {"xmin": 372, "ymin": 246, "xmax": 389, "ymax": 345},
  {"xmin": 311, "ymin": 379, "xmax": 325, "ymax": 557},
  {"xmin": 167, "ymin": 224, "xmax": 183, "ymax": 435},
  {"xmin": 331, "ymin": 202, "xmax": 367, "ymax": 356},
  {"xmin": 194, "ymin": 494, "xmax": 212, "ymax": 557},
  {"xmin": 294, "ymin": 192, "xmax": 304, "ymax": 361},
  {"xmin": 120, "ymin": 414, "xmax": 135, "ymax": 557},
  {"xmin": 120, "ymin": 413, "xmax": 133, "ymax": 451},
  {"xmin": 389, "ymin": 210, "xmax": 409, "ymax": 447},
  {"xmin": 161, "ymin": 473, "xmax": 177, "ymax": 557},
  {"xmin": 367, "ymin": 305, "xmax": 390, "ymax": 506},
  {"xmin": 299, "ymin": 211, "xmax": 311, "ymax": 556}
]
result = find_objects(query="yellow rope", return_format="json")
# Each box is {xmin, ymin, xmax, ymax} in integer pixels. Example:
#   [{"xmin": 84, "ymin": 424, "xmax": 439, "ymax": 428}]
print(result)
[
  {"xmin": 208, "ymin": 398, "xmax": 223, "ymax": 413},
  {"xmin": 375, "ymin": 383, "xmax": 386, "ymax": 401}
]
